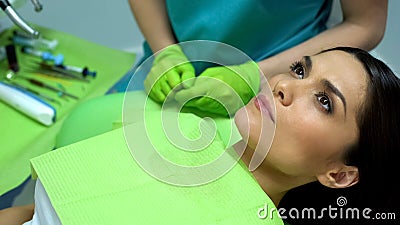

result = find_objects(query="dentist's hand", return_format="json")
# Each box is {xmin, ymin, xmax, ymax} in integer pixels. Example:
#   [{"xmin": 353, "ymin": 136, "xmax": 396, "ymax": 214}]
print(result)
[
  {"xmin": 175, "ymin": 61, "xmax": 260, "ymax": 116},
  {"xmin": 144, "ymin": 44, "xmax": 195, "ymax": 103}
]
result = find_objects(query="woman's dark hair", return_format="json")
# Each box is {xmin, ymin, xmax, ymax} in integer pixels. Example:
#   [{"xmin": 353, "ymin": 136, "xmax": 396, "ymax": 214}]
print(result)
[{"xmin": 279, "ymin": 47, "xmax": 400, "ymax": 225}]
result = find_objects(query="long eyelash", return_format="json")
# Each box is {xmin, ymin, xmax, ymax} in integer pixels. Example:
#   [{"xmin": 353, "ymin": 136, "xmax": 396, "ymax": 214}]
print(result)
[
  {"xmin": 289, "ymin": 61, "xmax": 302, "ymax": 72},
  {"xmin": 317, "ymin": 91, "xmax": 334, "ymax": 114},
  {"xmin": 317, "ymin": 91, "xmax": 328, "ymax": 96}
]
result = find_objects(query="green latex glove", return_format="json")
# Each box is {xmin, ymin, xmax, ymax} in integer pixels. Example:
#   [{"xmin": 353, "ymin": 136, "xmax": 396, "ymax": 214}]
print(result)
[
  {"xmin": 144, "ymin": 44, "xmax": 195, "ymax": 103},
  {"xmin": 175, "ymin": 61, "xmax": 260, "ymax": 117}
]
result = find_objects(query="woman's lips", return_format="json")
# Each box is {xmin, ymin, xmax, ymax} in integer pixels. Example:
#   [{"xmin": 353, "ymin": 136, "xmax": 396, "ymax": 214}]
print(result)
[{"xmin": 254, "ymin": 95, "xmax": 275, "ymax": 123}]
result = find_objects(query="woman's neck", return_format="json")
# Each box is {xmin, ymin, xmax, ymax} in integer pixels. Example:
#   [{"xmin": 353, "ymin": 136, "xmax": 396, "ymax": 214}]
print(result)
[
  {"xmin": 236, "ymin": 143, "xmax": 313, "ymax": 206},
  {"xmin": 251, "ymin": 162, "xmax": 296, "ymax": 205}
]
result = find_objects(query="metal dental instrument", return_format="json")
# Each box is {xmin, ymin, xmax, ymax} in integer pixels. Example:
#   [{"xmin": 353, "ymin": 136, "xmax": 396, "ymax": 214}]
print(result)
[
  {"xmin": 30, "ymin": 0, "xmax": 42, "ymax": 12},
  {"xmin": 23, "ymin": 68, "xmax": 80, "ymax": 80},
  {"xmin": 13, "ymin": 31, "xmax": 58, "ymax": 50},
  {"xmin": 24, "ymin": 77, "xmax": 79, "ymax": 100},
  {"xmin": 9, "ymin": 81, "xmax": 61, "ymax": 105},
  {"xmin": 38, "ymin": 63, "xmax": 90, "ymax": 82},
  {"xmin": 5, "ymin": 71, "xmax": 79, "ymax": 100},
  {"xmin": 0, "ymin": 0, "xmax": 40, "ymax": 39},
  {"xmin": 23, "ymin": 61, "xmax": 91, "ymax": 82},
  {"xmin": 58, "ymin": 65, "xmax": 97, "ymax": 78}
]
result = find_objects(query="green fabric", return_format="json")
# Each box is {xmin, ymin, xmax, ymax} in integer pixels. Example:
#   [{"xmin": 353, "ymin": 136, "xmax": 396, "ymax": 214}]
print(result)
[
  {"xmin": 56, "ymin": 91, "xmax": 240, "ymax": 149},
  {"xmin": 175, "ymin": 61, "xmax": 260, "ymax": 116},
  {"xmin": 144, "ymin": 44, "xmax": 195, "ymax": 103},
  {"xmin": 55, "ymin": 92, "xmax": 127, "ymax": 148},
  {"xmin": 31, "ymin": 110, "xmax": 283, "ymax": 224},
  {"xmin": 0, "ymin": 25, "xmax": 135, "ymax": 195}
]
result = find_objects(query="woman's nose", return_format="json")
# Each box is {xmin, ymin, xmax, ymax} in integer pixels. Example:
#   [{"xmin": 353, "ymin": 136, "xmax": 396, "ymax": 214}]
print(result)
[{"xmin": 273, "ymin": 80, "xmax": 293, "ymax": 106}]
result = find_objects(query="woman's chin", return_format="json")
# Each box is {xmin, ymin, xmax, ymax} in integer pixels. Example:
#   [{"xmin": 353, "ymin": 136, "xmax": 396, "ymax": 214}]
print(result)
[
  {"xmin": 234, "ymin": 107, "xmax": 250, "ymax": 140},
  {"xmin": 234, "ymin": 106, "xmax": 261, "ymax": 149}
]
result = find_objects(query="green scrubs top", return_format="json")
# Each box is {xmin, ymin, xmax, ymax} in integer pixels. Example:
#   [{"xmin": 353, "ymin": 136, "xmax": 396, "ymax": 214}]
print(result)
[
  {"xmin": 143, "ymin": 0, "xmax": 333, "ymax": 62},
  {"xmin": 111, "ymin": 0, "xmax": 332, "ymax": 92}
]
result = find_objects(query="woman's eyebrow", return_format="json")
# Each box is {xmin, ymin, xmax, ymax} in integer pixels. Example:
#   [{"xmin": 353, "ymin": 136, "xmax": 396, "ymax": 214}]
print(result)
[
  {"xmin": 304, "ymin": 56, "xmax": 312, "ymax": 72},
  {"xmin": 304, "ymin": 55, "xmax": 347, "ymax": 116},
  {"xmin": 322, "ymin": 79, "xmax": 347, "ymax": 116}
]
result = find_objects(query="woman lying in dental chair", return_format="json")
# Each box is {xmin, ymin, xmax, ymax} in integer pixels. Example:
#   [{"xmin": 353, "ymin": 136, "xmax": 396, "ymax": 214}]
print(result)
[{"xmin": 1, "ymin": 47, "xmax": 399, "ymax": 225}]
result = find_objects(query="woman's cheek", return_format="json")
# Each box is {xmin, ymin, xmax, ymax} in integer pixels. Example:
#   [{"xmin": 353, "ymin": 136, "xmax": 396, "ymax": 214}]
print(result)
[
  {"xmin": 234, "ymin": 105, "xmax": 262, "ymax": 149},
  {"xmin": 258, "ymin": 117, "xmax": 275, "ymax": 148},
  {"xmin": 247, "ymin": 118, "xmax": 262, "ymax": 149}
]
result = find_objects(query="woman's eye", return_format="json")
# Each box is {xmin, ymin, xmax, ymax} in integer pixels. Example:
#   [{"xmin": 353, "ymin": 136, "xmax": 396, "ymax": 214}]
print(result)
[
  {"xmin": 315, "ymin": 92, "xmax": 332, "ymax": 114},
  {"xmin": 290, "ymin": 61, "xmax": 305, "ymax": 79}
]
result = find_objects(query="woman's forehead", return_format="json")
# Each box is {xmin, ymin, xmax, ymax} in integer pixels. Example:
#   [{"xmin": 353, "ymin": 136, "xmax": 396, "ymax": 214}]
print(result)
[
  {"xmin": 312, "ymin": 50, "xmax": 368, "ymax": 86},
  {"xmin": 312, "ymin": 50, "xmax": 368, "ymax": 115}
]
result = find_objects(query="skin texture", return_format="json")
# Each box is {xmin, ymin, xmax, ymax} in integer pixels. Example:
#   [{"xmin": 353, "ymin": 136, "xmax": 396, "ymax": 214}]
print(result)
[
  {"xmin": 235, "ymin": 50, "xmax": 368, "ymax": 205},
  {"xmin": 0, "ymin": 204, "xmax": 34, "ymax": 225}
]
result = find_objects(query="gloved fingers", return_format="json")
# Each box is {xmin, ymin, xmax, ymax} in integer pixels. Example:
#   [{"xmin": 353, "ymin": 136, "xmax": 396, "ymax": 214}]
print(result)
[
  {"xmin": 233, "ymin": 61, "xmax": 261, "ymax": 93},
  {"xmin": 181, "ymin": 97, "xmax": 201, "ymax": 108},
  {"xmin": 174, "ymin": 88, "xmax": 198, "ymax": 105},
  {"xmin": 144, "ymin": 72, "xmax": 164, "ymax": 102},
  {"xmin": 144, "ymin": 76, "xmax": 166, "ymax": 103},
  {"xmin": 165, "ymin": 70, "xmax": 182, "ymax": 90},
  {"xmin": 177, "ymin": 61, "xmax": 195, "ymax": 72},
  {"xmin": 198, "ymin": 66, "xmax": 224, "ymax": 80},
  {"xmin": 174, "ymin": 80, "xmax": 209, "ymax": 104},
  {"xmin": 154, "ymin": 44, "xmax": 186, "ymax": 63},
  {"xmin": 192, "ymin": 96, "xmax": 217, "ymax": 108},
  {"xmin": 180, "ymin": 70, "xmax": 196, "ymax": 88},
  {"xmin": 144, "ymin": 65, "xmax": 164, "ymax": 91},
  {"xmin": 148, "ymin": 90, "xmax": 166, "ymax": 103},
  {"xmin": 190, "ymin": 96, "xmax": 229, "ymax": 117},
  {"xmin": 150, "ymin": 84, "xmax": 166, "ymax": 103},
  {"xmin": 183, "ymin": 80, "xmax": 244, "ymax": 116},
  {"xmin": 160, "ymin": 78, "xmax": 173, "ymax": 97}
]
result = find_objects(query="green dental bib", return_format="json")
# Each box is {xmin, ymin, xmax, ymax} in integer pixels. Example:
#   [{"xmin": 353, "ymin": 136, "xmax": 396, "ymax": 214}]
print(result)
[{"xmin": 31, "ymin": 110, "xmax": 283, "ymax": 225}]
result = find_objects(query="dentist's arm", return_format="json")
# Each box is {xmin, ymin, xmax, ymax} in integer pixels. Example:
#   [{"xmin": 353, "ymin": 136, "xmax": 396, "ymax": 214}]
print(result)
[
  {"xmin": 129, "ymin": 0, "xmax": 195, "ymax": 103},
  {"xmin": 128, "ymin": 0, "xmax": 176, "ymax": 52},
  {"xmin": 258, "ymin": 0, "xmax": 388, "ymax": 77}
]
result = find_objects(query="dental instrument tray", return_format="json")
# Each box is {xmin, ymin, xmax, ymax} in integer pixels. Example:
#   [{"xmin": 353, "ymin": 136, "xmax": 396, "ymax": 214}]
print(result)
[
  {"xmin": 0, "ymin": 24, "xmax": 136, "ymax": 198},
  {"xmin": 0, "ymin": 25, "xmax": 129, "ymax": 126}
]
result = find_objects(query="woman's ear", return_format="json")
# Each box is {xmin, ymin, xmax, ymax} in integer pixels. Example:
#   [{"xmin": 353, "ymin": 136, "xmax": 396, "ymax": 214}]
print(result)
[{"xmin": 316, "ymin": 165, "xmax": 359, "ymax": 188}]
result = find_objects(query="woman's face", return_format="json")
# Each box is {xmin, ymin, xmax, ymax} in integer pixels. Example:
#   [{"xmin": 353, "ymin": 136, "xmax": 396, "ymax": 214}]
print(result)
[{"xmin": 235, "ymin": 50, "xmax": 368, "ymax": 177}]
